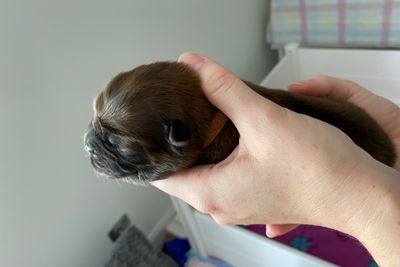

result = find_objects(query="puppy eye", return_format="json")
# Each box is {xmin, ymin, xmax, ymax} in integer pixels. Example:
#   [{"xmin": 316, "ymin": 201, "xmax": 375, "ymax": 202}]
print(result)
[
  {"xmin": 166, "ymin": 119, "xmax": 190, "ymax": 147},
  {"xmin": 105, "ymin": 133, "xmax": 118, "ymax": 146}
]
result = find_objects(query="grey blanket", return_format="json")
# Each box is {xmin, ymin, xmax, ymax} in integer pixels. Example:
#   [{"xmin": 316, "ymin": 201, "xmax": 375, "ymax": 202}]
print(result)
[{"xmin": 105, "ymin": 225, "xmax": 178, "ymax": 267}]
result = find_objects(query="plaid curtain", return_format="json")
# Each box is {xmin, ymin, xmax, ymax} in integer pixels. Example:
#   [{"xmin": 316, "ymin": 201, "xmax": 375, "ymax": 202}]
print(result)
[{"xmin": 268, "ymin": 0, "xmax": 400, "ymax": 48}]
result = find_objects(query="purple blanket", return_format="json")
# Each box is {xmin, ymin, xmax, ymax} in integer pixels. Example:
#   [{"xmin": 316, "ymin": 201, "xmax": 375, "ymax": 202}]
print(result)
[{"xmin": 247, "ymin": 225, "xmax": 377, "ymax": 267}]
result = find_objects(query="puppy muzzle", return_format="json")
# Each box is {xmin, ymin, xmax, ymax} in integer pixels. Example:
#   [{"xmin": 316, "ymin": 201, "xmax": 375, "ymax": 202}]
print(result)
[{"xmin": 84, "ymin": 127, "xmax": 139, "ymax": 178}]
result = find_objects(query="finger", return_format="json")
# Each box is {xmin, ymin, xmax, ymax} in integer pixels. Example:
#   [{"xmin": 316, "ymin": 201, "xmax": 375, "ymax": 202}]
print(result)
[
  {"xmin": 178, "ymin": 53, "xmax": 279, "ymax": 131},
  {"xmin": 265, "ymin": 224, "xmax": 299, "ymax": 238},
  {"xmin": 288, "ymin": 75, "xmax": 363, "ymax": 101},
  {"xmin": 151, "ymin": 147, "xmax": 241, "ymax": 212},
  {"xmin": 151, "ymin": 165, "xmax": 218, "ymax": 213}
]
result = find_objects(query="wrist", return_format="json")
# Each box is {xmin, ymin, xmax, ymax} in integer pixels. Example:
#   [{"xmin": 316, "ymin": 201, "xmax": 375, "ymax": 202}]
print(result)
[
  {"xmin": 355, "ymin": 161, "xmax": 400, "ymax": 265},
  {"xmin": 303, "ymin": 149, "xmax": 380, "ymax": 234},
  {"xmin": 309, "ymin": 151, "xmax": 398, "ymax": 236},
  {"xmin": 326, "ymin": 155, "xmax": 400, "ymax": 265}
]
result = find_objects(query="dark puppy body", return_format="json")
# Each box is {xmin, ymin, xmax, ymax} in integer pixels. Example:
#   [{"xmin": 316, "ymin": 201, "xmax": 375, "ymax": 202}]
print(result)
[{"xmin": 84, "ymin": 62, "xmax": 396, "ymax": 183}]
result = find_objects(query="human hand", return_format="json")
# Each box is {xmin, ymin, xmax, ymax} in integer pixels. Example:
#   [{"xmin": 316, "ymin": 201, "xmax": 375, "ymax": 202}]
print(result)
[
  {"xmin": 289, "ymin": 76, "xmax": 400, "ymax": 170},
  {"xmin": 267, "ymin": 76, "xmax": 400, "ymax": 237},
  {"xmin": 152, "ymin": 54, "xmax": 375, "ymax": 232}
]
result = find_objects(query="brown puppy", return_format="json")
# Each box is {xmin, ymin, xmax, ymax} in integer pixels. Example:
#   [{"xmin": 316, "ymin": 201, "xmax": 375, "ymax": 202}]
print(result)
[{"xmin": 84, "ymin": 62, "xmax": 396, "ymax": 184}]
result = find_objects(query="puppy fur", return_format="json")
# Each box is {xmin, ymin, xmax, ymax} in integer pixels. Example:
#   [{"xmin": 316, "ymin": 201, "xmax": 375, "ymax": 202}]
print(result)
[{"xmin": 84, "ymin": 62, "xmax": 396, "ymax": 184}]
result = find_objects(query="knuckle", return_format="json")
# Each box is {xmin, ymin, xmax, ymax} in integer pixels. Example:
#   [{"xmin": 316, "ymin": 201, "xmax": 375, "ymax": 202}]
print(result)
[
  {"xmin": 340, "ymin": 79, "xmax": 365, "ymax": 95},
  {"xmin": 196, "ymin": 200, "xmax": 219, "ymax": 214},
  {"xmin": 204, "ymin": 69, "xmax": 237, "ymax": 97}
]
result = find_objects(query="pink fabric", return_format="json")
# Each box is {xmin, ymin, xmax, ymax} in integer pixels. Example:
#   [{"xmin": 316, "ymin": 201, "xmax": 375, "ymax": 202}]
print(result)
[{"xmin": 338, "ymin": 0, "xmax": 346, "ymax": 45}]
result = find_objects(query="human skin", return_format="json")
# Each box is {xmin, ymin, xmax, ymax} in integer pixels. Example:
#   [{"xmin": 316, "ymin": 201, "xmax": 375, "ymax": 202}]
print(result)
[
  {"xmin": 152, "ymin": 53, "xmax": 400, "ymax": 266},
  {"xmin": 267, "ymin": 76, "xmax": 400, "ymax": 238}
]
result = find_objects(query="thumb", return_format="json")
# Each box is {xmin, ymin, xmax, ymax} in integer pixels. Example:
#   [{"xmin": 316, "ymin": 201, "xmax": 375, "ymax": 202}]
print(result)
[{"xmin": 178, "ymin": 53, "xmax": 272, "ymax": 132}]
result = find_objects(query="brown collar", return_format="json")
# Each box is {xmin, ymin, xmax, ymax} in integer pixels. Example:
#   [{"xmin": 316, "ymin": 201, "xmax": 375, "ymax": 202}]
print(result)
[{"xmin": 202, "ymin": 111, "xmax": 228, "ymax": 149}]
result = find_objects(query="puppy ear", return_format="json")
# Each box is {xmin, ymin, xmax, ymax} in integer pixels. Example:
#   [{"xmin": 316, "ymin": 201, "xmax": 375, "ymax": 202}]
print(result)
[{"xmin": 166, "ymin": 120, "xmax": 190, "ymax": 147}]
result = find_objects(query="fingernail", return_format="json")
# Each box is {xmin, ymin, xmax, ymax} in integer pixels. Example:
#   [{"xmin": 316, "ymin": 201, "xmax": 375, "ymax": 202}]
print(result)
[
  {"xmin": 292, "ymin": 79, "xmax": 311, "ymax": 86},
  {"xmin": 178, "ymin": 53, "xmax": 205, "ymax": 70},
  {"xmin": 265, "ymin": 226, "xmax": 274, "ymax": 238}
]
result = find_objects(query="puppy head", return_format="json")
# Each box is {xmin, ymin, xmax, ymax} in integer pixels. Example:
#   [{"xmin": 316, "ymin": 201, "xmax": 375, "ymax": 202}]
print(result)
[{"xmin": 84, "ymin": 62, "xmax": 215, "ymax": 184}]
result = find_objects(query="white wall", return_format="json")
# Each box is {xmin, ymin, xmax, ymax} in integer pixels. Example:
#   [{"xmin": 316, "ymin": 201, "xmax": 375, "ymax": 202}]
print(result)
[{"xmin": 0, "ymin": 0, "xmax": 277, "ymax": 266}]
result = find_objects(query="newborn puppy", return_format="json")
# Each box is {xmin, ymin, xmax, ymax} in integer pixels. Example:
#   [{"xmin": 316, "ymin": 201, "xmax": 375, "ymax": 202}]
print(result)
[{"xmin": 84, "ymin": 62, "xmax": 396, "ymax": 184}]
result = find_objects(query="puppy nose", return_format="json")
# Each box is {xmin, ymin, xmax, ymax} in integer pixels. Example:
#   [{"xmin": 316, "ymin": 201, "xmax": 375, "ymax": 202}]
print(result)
[
  {"xmin": 85, "ymin": 144, "xmax": 100, "ymax": 162},
  {"xmin": 85, "ymin": 143, "xmax": 94, "ymax": 154},
  {"xmin": 85, "ymin": 141, "xmax": 100, "ymax": 162},
  {"xmin": 84, "ymin": 130, "xmax": 97, "ymax": 155},
  {"xmin": 84, "ymin": 135, "xmax": 94, "ymax": 152}
]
